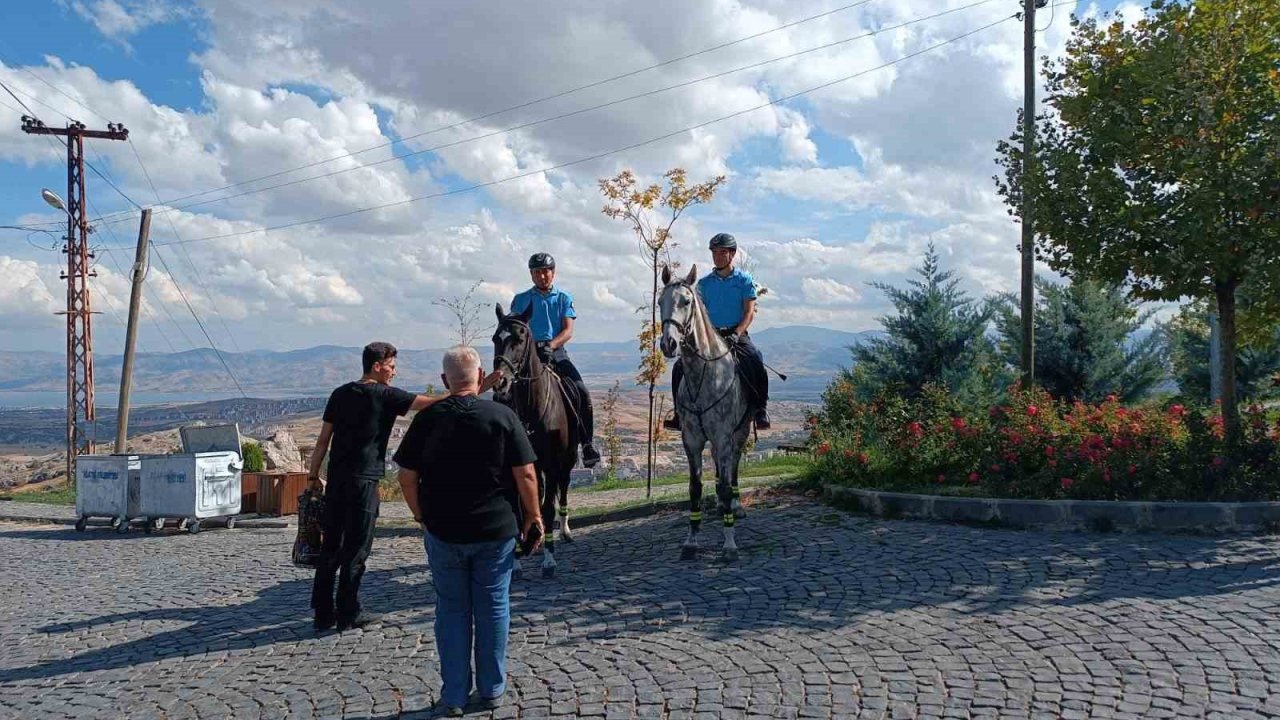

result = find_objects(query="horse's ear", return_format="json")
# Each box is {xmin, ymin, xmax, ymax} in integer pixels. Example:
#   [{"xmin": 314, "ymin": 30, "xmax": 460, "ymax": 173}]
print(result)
[
  {"xmin": 661, "ymin": 264, "xmax": 672, "ymax": 285},
  {"xmin": 495, "ymin": 302, "xmax": 506, "ymax": 321},
  {"xmin": 685, "ymin": 264, "xmax": 697, "ymax": 285}
]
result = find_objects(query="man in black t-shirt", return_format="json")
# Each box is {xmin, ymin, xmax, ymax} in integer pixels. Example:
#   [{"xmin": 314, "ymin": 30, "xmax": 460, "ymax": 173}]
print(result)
[
  {"xmin": 308, "ymin": 341, "xmax": 446, "ymax": 632},
  {"xmin": 395, "ymin": 345, "xmax": 541, "ymax": 717}
]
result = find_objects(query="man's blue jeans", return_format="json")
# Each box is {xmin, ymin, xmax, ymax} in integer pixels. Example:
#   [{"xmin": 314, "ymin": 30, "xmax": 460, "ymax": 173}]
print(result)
[{"xmin": 424, "ymin": 532, "xmax": 516, "ymax": 708}]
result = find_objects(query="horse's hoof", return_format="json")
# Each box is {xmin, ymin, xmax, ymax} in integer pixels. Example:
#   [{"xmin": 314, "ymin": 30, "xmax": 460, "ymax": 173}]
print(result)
[
  {"xmin": 721, "ymin": 548, "xmax": 739, "ymax": 563},
  {"xmin": 541, "ymin": 566, "xmax": 556, "ymax": 579},
  {"xmin": 560, "ymin": 532, "xmax": 574, "ymax": 544},
  {"xmin": 680, "ymin": 546, "xmax": 698, "ymax": 561}
]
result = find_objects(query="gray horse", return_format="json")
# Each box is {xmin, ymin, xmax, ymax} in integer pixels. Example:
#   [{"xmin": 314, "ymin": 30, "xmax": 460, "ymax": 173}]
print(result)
[{"xmin": 658, "ymin": 264, "xmax": 751, "ymax": 562}]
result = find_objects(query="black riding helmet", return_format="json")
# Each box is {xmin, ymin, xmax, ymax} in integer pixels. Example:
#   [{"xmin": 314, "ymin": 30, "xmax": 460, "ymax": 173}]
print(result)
[
  {"xmin": 528, "ymin": 252, "xmax": 556, "ymax": 270},
  {"xmin": 708, "ymin": 232, "xmax": 737, "ymax": 250}
]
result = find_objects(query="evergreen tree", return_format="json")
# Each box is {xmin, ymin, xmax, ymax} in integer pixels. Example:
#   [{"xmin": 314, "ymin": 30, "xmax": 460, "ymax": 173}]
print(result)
[
  {"xmin": 1165, "ymin": 301, "xmax": 1280, "ymax": 405},
  {"xmin": 996, "ymin": 278, "xmax": 1166, "ymax": 403},
  {"xmin": 843, "ymin": 244, "xmax": 1005, "ymax": 403}
]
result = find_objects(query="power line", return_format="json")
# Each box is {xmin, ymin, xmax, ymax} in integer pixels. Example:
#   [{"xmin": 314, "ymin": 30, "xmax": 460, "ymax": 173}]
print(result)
[
  {"xmin": 41, "ymin": 0, "xmax": 882, "ymax": 225},
  {"xmin": 102, "ymin": 13, "xmax": 1016, "ymax": 253},
  {"xmin": 0, "ymin": 79, "xmax": 142, "ymax": 212},
  {"xmin": 5, "ymin": 76, "xmax": 247, "ymax": 396},
  {"xmin": 89, "ymin": 0, "xmax": 1002, "ymax": 227},
  {"xmin": 127, "ymin": 138, "xmax": 243, "ymax": 353}
]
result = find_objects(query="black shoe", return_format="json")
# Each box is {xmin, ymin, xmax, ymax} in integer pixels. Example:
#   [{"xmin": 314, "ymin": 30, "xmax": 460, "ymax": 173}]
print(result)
[
  {"xmin": 443, "ymin": 706, "xmax": 464, "ymax": 718},
  {"xmin": 581, "ymin": 444, "xmax": 602, "ymax": 468},
  {"xmin": 662, "ymin": 414, "xmax": 681, "ymax": 431},
  {"xmin": 336, "ymin": 611, "xmax": 383, "ymax": 632},
  {"xmin": 754, "ymin": 409, "xmax": 771, "ymax": 430},
  {"xmin": 313, "ymin": 614, "xmax": 335, "ymax": 631}
]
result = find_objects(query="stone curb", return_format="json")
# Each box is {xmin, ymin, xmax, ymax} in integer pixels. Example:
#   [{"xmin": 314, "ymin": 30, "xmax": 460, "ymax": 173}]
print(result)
[
  {"xmin": 373, "ymin": 486, "xmax": 775, "ymax": 537},
  {"xmin": 0, "ymin": 508, "xmax": 292, "ymax": 530},
  {"xmin": 821, "ymin": 484, "xmax": 1280, "ymax": 534}
]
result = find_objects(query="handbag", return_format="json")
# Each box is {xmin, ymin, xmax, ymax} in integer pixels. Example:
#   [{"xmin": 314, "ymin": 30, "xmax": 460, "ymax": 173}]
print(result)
[{"xmin": 291, "ymin": 487, "xmax": 326, "ymax": 568}]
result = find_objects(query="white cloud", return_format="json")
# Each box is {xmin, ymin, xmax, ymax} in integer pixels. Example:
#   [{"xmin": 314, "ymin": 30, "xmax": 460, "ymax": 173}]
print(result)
[
  {"xmin": 67, "ymin": 0, "xmax": 183, "ymax": 40},
  {"xmin": 802, "ymin": 277, "xmax": 862, "ymax": 305}
]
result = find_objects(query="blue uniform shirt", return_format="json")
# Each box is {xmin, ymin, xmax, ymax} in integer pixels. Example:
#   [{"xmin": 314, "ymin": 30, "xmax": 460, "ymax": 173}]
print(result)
[
  {"xmin": 698, "ymin": 267, "xmax": 757, "ymax": 329},
  {"xmin": 510, "ymin": 286, "xmax": 576, "ymax": 342}
]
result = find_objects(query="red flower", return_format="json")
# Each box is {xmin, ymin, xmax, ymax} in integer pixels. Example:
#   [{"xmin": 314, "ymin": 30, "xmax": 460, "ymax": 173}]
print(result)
[
  {"xmin": 816, "ymin": 443, "xmax": 831, "ymax": 456},
  {"xmin": 1105, "ymin": 394, "xmax": 1118, "ymax": 403},
  {"xmin": 907, "ymin": 421, "xmax": 923, "ymax": 438},
  {"xmin": 1128, "ymin": 464, "xmax": 1138, "ymax": 475},
  {"xmin": 1169, "ymin": 404, "xmax": 1185, "ymax": 417},
  {"xmin": 990, "ymin": 464, "xmax": 1003, "ymax": 473},
  {"xmin": 1045, "ymin": 446, "xmax": 1056, "ymax": 457},
  {"xmin": 936, "ymin": 474, "xmax": 946, "ymax": 483},
  {"xmin": 857, "ymin": 452, "xmax": 869, "ymax": 465},
  {"xmin": 968, "ymin": 472, "xmax": 980, "ymax": 483},
  {"xmin": 1026, "ymin": 405, "xmax": 1039, "ymax": 417},
  {"xmin": 842, "ymin": 448, "xmax": 855, "ymax": 459},
  {"xmin": 1060, "ymin": 477, "xmax": 1074, "ymax": 489},
  {"xmin": 951, "ymin": 417, "xmax": 967, "ymax": 431},
  {"xmin": 1212, "ymin": 456, "xmax": 1224, "ymax": 467}
]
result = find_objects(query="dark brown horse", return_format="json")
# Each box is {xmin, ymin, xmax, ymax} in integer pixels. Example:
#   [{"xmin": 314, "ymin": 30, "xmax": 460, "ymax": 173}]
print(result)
[{"xmin": 491, "ymin": 303, "xmax": 580, "ymax": 578}]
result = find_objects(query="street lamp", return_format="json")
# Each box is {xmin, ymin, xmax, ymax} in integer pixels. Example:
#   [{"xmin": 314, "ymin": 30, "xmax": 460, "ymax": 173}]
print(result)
[{"xmin": 41, "ymin": 188, "xmax": 67, "ymax": 213}]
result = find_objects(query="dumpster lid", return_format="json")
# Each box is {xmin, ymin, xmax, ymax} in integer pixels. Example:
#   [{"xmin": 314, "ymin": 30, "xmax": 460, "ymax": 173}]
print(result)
[{"xmin": 180, "ymin": 423, "xmax": 242, "ymax": 455}]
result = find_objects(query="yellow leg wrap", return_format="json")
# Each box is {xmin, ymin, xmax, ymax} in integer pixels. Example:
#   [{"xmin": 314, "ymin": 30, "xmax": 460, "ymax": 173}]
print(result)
[
  {"xmin": 689, "ymin": 511, "xmax": 703, "ymax": 522},
  {"xmin": 722, "ymin": 514, "xmax": 736, "ymax": 527}
]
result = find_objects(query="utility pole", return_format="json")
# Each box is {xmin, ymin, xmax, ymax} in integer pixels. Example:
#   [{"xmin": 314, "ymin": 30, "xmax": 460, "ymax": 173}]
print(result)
[
  {"xmin": 115, "ymin": 209, "xmax": 151, "ymax": 453},
  {"xmin": 1019, "ymin": 0, "xmax": 1044, "ymax": 387},
  {"xmin": 21, "ymin": 116, "xmax": 129, "ymax": 483}
]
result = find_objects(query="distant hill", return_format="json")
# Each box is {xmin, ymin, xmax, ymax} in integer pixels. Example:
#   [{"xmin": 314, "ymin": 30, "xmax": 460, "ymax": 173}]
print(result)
[{"xmin": 0, "ymin": 325, "xmax": 878, "ymax": 402}]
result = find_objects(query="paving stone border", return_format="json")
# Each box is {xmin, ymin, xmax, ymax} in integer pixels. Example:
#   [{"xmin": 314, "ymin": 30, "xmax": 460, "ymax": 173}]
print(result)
[{"xmin": 823, "ymin": 483, "xmax": 1280, "ymax": 534}]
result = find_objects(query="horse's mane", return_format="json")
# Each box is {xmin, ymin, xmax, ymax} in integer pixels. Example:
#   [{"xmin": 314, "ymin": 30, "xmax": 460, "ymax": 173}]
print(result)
[{"xmin": 676, "ymin": 277, "xmax": 728, "ymax": 358}]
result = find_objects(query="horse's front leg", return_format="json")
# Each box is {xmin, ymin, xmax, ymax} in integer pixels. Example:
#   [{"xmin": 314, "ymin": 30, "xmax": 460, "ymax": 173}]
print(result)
[
  {"xmin": 539, "ymin": 464, "xmax": 560, "ymax": 579},
  {"xmin": 557, "ymin": 473, "xmax": 573, "ymax": 543},
  {"xmin": 681, "ymin": 432, "xmax": 707, "ymax": 560}
]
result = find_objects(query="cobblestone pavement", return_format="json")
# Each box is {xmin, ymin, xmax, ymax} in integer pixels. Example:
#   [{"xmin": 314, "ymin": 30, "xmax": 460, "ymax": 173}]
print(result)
[{"xmin": 2, "ymin": 492, "xmax": 1279, "ymax": 719}]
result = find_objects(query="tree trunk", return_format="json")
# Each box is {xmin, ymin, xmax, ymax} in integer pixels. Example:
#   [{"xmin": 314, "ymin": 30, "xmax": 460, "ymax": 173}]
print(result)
[
  {"xmin": 647, "ymin": 253, "xmax": 658, "ymax": 499},
  {"xmin": 1214, "ymin": 280, "xmax": 1241, "ymax": 453}
]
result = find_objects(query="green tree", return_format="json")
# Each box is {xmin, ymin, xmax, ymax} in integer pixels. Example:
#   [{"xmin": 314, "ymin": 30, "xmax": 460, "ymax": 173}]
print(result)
[
  {"xmin": 996, "ymin": 278, "xmax": 1166, "ymax": 403},
  {"xmin": 994, "ymin": 0, "xmax": 1280, "ymax": 448},
  {"xmin": 600, "ymin": 168, "xmax": 724, "ymax": 496},
  {"xmin": 845, "ymin": 244, "xmax": 1005, "ymax": 404},
  {"xmin": 1164, "ymin": 300, "xmax": 1280, "ymax": 405}
]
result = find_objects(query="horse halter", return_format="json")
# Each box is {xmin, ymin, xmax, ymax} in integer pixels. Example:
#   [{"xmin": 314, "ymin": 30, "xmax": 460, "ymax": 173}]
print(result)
[{"xmin": 493, "ymin": 317, "xmax": 538, "ymax": 381}]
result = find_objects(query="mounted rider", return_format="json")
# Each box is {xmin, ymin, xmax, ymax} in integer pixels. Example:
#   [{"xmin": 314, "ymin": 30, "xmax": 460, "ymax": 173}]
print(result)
[
  {"xmin": 664, "ymin": 232, "xmax": 770, "ymax": 431},
  {"xmin": 509, "ymin": 252, "xmax": 602, "ymax": 468}
]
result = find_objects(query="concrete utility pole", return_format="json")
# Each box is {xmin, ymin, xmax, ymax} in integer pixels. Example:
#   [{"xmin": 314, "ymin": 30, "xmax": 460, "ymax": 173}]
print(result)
[
  {"xmin": 1020, "ymin": 0, "xmax": 1046, "ymax": 386},
  {"xmin": 115, "ymin": 209, "xmax": 152, "ymax": 453},
  {"xmin": 21, "ymin": 116, "xmax": 129, "ymax": 483}
]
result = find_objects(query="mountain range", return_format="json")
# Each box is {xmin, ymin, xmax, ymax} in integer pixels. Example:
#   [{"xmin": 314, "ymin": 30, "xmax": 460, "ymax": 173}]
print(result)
[{"xmin": 0, "ymin": 325, "xmax": 879, "ymax": 403}]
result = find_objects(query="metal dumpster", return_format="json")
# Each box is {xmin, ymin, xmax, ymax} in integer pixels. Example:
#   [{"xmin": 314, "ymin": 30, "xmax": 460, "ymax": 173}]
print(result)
[
  {"xmin": 138, "ymin": 424, "xmax": 244, "ymax": 534},
  {"xmin": 74, "ymin": 454, "xmax": 147, "ymax": 534}
]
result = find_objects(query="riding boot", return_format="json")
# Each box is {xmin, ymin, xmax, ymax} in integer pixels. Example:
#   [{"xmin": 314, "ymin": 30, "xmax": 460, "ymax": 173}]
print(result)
[
  {"xmin": 753, "ymin": 406, "xmax": 771, "ymax": 430},
  {"xmin": 581, "ymin": 443, "xmax": 601, "ymax": 468}
]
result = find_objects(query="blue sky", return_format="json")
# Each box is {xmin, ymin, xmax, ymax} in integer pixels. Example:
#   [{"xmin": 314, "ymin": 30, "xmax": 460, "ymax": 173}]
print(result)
[{"xmin": 0, "ymin": 0, "xmax": 1135, "ymax": 355}]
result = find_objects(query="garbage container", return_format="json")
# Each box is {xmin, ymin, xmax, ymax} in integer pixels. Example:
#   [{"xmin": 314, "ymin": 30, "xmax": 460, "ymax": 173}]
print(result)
[
  {"xmin": 74, "ymin": 454, "xmax": 147, "ymax": 534},
  {"xmin": 138, "ymin": 424, "xmax": 244, "ymax": 534}
]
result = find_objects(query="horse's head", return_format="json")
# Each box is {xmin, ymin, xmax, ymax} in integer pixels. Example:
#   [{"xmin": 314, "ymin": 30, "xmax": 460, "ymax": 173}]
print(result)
[
  {"xmin": 491, "ymin": 302, "xmax": 535, "ymax": 402},
  {"xmin": 658, "ymin": 264, "xmax": 699, "ymax": 359}
]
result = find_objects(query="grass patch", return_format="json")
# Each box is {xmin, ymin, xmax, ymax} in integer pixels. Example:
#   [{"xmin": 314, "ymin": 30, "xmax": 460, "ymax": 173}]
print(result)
[
  {"xmin": 0, "ymin": 484, "xmax": 76, "ymax": 505},
  {"xmin": 587, "ymin": 454, "xmax": 809, "ymax": 492}
]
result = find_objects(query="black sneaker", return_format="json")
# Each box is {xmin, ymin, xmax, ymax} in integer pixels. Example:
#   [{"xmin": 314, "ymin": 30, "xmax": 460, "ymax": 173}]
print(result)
[
  {"xmin": 662, "ymin": 413, "xmax": 681, "ymax": 431},
  {"xmin": 313, "ymin": 614, "xmax": 335, "ymax": 631},
  {"xmin": 443, "ymin": 706, "xmax": 464, "ymax": 718},
  {"xmin": 581, "ymin": 444, "xmax": 602, "ymax": 468},
  {"xmin": 336, "ymin": 611, "xmax": 383, "ymax": 632},
  {"xmin": 754, "ymin": 409, "xmax": 771, "ymax": 430}
]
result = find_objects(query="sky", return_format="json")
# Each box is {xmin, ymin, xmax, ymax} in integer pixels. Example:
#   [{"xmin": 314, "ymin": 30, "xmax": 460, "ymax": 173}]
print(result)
[{"xmin": 0, "ymin": 0, "xmax": 1141, "ymax": 355}]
